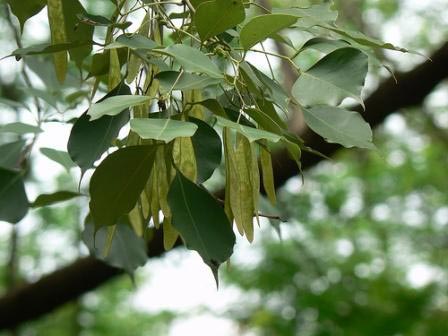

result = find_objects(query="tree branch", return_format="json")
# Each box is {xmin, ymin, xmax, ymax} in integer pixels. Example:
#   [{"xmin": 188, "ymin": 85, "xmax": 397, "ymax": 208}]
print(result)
[{"xmin": 0, "ymin": 41, "xmax": 447, "ymax": 330}]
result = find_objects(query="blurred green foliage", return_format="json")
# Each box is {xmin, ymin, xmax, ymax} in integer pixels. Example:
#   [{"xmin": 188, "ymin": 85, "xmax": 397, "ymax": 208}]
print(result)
[
  {"xmin": 1, "ymin": 0, "xmax": 447, "ymax": 335},
  {"xmin": 223, "ymin": 115, "xmax": 448, "ymax": 335}
]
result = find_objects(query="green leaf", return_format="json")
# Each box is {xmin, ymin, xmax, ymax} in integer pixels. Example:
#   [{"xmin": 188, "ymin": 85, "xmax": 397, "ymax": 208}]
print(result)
[
  {"xmin": 8, "ymin": 42, "xmax": 88, "ymax": 59},
  {"xmin": 215, "ymin": 116, "xmax": 282, "ymax": 143},
  {"xmin": 24, "ymin": 87, "xmax": 59, "ymax": 108},
  {"xmin": 274, "ymin": 3, "xmax": 338, "ymax": 27},
  {"xmin": 196, "ymin": 99, "xmax": 227, "ymax": 117},
  {"xmin": 30, "ymin": 191, "xmax": 81, "ymax": 208},
  {"xmin": 260, "ymin": 143, "xmax": 276, "ymax": 205},
  {"xmin": 88, "ymin": 95, "xmax": 150, "ymax": 121},
  {"xmin": 303, "ymin": 106, "xmax": 374, "ymax": 149},
  {"xmin": 61, "ymin": 0, "xmax": 94, "ymax": 68},
  {"xmin": 82, "ymin": 220, "xmax": 148, "ymax": 273},
  {"xmin": 90, "ymin": 145, "xmax": 158, "ymax": 228},
  {"xmin": 292, "ymin": 48, "xmax": 368, "ymax": 108},
  {"xmin": 283, "ymin": 138, "xmax": 302, "ymax": 168},
  {"xmin": 67, "ymin": 83, "xmax": 131, "ymax": 175},
  {"xmin": 189, "ymin": 117, "xmax": 222, "ymax": 183},
  {"xmin": 156, "ymin": 44, "xmax": 223, "ymax": 79},
  {"xmin": 0, "ymin": 168, "xmax": 28, "ymax": 224},
  {"xmin": 240, "ymin": 62, "xmax": 290, "ymax": 111},
  {"xmin": 245, "ymin": 107, "xmax": 285, "ymax": 136},
  {"xmin": 106, "ymin": 34, "xmax": 159, "ymax": 50},
  {"xmin": 0, "ymin": 140, "xmax": 26, "ymax": 169},
  {"xmin": 299, "ymin": 37, "xmax": 350, "ymax": 54},
  {"xmin": 240, "ymin": 14, "xmax": 297, "ymax": 50},
  {"xmin": 40, "ymin": 148, "xmax": 76, "ymax": 172},
  {"xmin": 130, "ymin": 119, "xmax": 198, "ymax": 143},
  {"xmin": 5, "ymin": 0, "xmax": 46, "ymax": 30},
  {"xmin": 88, "ymin": 52, "xmax": 111, "ymax": 77},
  {"xmin": 155, "ymin": 71, "xmax": 222, "ymax": 92},
  {"xmin": 0, "ymin": 97, "xmax": 28, "ymax": 110},
  {"xmin": 194, "ymin": 0, "xmax": 245, "ymax": 41},
  {"xmin": 167, "ymin": 170, "xmax": 235, "ymax": 281},
  {"xmin": 190, "ymin": 0, "xmax": 208, "ymax": 8},
  {"xmin": 325, "ymin": 27, "xmax": 410, "ymax": 53},
  {"xmin": 0, "ymin": 122, "xmax": 42, "ymax": 135}
]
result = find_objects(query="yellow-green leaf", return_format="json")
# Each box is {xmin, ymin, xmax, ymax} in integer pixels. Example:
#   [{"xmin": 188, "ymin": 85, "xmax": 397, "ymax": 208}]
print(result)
[
  {"xmin": 223, "ymin": 128, "xmax": 234, "ymax": 223},
  {"xmin": 229, "ymin": 134, "xmax": 255, "ymax": 242},
  {"xmin": 249, "ymin": 142, "xmax": 260, "ymax": 226},
  {"xmin": 128, "ymin": 204, "xmax": 144, "ymax": 236},
  {"xmin": 184, "ymin": 90, "xmax": 204, "ymax": 120},
  {"xmin": 260, "ymin": 143, "xmax": 276, "ymax": 205},
  {"xmin": 173, "ymin": 137, "xmax": 197, "ymax": 182},
  {"xmin": 149, "ymin": 169, "xmax": 160, "ymax": 228},
  {"xmin": 163, "ymin": 216, "xmax": 179, "ymax": 251},
  {"xmin": 108, "ymin": 48, "xmax": 121, "ymax": 90},
  {"xmin": 47, "ymin": 0, "xmax": 67, "ymax": 83}
]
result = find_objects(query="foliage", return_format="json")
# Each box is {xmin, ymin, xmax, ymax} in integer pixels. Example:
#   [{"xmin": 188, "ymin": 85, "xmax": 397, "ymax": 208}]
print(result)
[
  {"xmin": 0, "ymin": 0, "xmax": 408, "ymax": 278},
  {"xmin": 224, "ymin": 119, "xmax": 448, "ymax": 335}
]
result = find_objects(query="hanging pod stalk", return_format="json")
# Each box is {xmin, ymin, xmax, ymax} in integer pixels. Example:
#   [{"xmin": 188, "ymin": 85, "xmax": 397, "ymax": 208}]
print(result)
[
  {"xmin": 47, "ymin": 0, "xmax": 68, "ymax": 83},
  {"xmin": 260, "ymin": 140, "xmax": 277, "ymax": 206},
  {"xmin": 228, "ymin": 131, "xmax": 255, "ymax": 242},
  {"xmin": 173, "ymin": 137, "xmax": 197, "ymax": 182},
  {"xmin": 223, "ymin": 128, "xmax": 235, "ymax": 224}
]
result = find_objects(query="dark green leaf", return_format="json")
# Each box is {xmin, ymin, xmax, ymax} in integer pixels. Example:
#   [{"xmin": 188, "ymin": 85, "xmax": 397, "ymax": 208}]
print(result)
[
  {"xmin": 240, "ymin": 14, "xmax": 297, "ymax": 50},
  {"xmin": 31, "ymin": 191, "xmax": 81, "ymax": 208},
  {"xmin": 5, "ymin": 0, "xmax": 46, "ymax": 30},
  {"xmin": 240, "ymin": 62, "xmax": 290, "ymax": 111},
  {"xmin": 67, "ymin": 83, "xmax": 131, "ymax": 175},
  {"xmin": 299, "ymin": 37, "xmax": 350, "ymax": 54},
  {"xmin": 8, "ymin": 42, "xmax": 88, "ymax": 59},
  {"xmin": 89, "ymin": 145, "xmax": 158, "ymax": 228},
  {"xmin": 245, "ymin": 107, "xmax": 285, "ymax": 136},
  {"xmin": 168, "ymin": 170, "xmax": 235, "ymax": 280},
  {"xmin": 194, "ymin": 0, "xmax": 245, "ymax": 41},
  {"xmin": 189, "ymin": 117, "xmax": 222, "ymax": 183},
  {"xmin": 196, "ymin": 99, "xmax": 227, "ymax": 117},
  {"xmin": 292, "ymin": 48, "xmax": 368, "ymax": 108},
  {"xmin": 0, "ymin": 140, "xmax": 26, "ymax": 169},
  {"xmin": 0, "ymin": 168, "xmax": 28, "ymax": 223},
  {"xmin": 62, "ymin": 0, "xmax": 94, "ymax": 67},
  {"xmin": 325, "ymin": 27, "xmax": 410, "ymax": 53}
]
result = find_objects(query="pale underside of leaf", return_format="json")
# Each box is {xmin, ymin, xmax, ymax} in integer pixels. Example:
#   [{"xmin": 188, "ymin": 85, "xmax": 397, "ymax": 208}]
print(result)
[{"xmin": 130, "ymin": 118, "xmax": 198, "ymax": 143}]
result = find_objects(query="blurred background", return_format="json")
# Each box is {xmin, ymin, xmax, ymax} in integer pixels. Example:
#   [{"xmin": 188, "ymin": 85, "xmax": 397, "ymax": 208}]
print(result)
[{"xmin": 0, "ymin": 0, "xmax": 447, "ymax": 335}]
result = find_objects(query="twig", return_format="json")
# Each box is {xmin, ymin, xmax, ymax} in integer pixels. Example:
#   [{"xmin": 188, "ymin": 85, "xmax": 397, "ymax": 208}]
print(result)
[{"xmin": 3, "ymin": 3, "xmax": 43, "ymax": 121}]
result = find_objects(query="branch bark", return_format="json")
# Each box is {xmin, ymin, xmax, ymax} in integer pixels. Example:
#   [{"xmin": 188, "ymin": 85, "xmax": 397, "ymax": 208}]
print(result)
[{"xmin": 1, "ymin": 41, "xmax": 447, "ymax": 330}]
